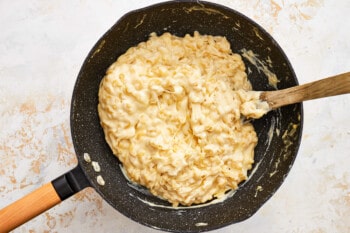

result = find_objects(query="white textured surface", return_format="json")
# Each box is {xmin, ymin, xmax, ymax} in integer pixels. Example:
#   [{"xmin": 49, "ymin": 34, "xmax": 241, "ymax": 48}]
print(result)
[{"xmin": 0, "ymin": 0, "xmax": 349, "ymax": 232}]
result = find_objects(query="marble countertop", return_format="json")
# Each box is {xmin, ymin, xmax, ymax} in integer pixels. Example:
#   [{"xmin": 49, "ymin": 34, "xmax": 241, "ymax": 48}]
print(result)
[{"xmin": 1, "ymin": 0, "xmax": 349, "ymax": 232}]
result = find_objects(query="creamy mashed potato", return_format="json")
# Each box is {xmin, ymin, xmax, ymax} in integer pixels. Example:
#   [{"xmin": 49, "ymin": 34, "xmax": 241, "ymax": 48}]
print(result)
[{"xmin": 98, "ymin": 32, "xmax": 268, "ymax": 206}]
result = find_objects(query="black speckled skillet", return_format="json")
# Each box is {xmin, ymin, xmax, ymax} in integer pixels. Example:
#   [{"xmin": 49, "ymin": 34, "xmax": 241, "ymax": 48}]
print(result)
[{"xmin": 0, "ymin": 1, "xmax": 302, "ymax": 232}]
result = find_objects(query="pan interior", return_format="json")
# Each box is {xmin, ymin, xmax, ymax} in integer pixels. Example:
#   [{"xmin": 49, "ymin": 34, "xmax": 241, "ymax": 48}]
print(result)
[{"xmin": 70, "ymin": 1, "xmax": 302, "ymax": 232}]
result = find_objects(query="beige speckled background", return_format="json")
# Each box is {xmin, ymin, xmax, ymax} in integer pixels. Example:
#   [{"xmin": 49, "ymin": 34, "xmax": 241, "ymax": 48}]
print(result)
[{"xmin": 1, "ymin": 0, "xmax": 349, "ymax": 232}]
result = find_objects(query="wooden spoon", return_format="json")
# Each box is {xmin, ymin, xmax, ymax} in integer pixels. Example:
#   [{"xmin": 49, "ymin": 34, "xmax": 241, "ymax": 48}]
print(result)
[{"xmin": 260, "ymin": 71, "xmax": 350, "ymax": 110}]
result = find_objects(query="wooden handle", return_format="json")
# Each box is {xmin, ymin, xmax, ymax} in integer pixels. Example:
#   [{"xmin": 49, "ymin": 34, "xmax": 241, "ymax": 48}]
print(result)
[
  {"xmin": 260, "ymin": 72, "xmax": 350, "ymax": 109},
  {"xmin": 0, "ymin": 182, "xmax": 61, "ymax": 233}
]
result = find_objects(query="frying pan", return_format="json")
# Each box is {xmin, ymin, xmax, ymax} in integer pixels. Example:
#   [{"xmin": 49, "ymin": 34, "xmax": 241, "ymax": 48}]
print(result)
[{"xmin": 0, "ymin": 1, "xmax": 303, "ymax": 232}]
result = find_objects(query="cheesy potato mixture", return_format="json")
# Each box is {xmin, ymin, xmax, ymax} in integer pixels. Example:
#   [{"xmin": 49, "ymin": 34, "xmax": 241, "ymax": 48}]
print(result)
[{"xmin": 98, "ymin": 32, "xmax": 267, "ymax": 206}]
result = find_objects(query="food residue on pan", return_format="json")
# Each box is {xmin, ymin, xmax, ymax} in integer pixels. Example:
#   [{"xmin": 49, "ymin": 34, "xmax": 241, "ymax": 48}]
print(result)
[
  {"xmin": 269, "ymin": 113, "xmax": 301, "ymax": 178},
  {"xmin": 83, "ymin": 152, "xmax": 104, "ymax": 185},
  {"xmin": 83, "ymin": 152, "xmax": 91, "ymax": 163},
  {"xmin": 281, "ymin": 120, "xmax": 300, "ymax": 161},
  {"xmin": 184, "ymin": 5, "xmax": 230, "ymax": 19},
  {"xmin": 195, "ymin": 222, "xmax": 208, "ymax": 227},
  {"xmin": 241, "ymin": 48, "xmax": 279, "ymax": 89},
  {"xmin": 254, "ymin": 185, "xmax": 263, "ymax": 197},
  {"xmin": 253, "ymin": 27, "xmax": 264, "ymax": 41},
  {"xmin": 98, "ymin": 31, "xmax": 271, "ymax": 207},
  {"xmin": 134, "ymin": 14, "xmax": 147, "ymax": 29},
  {"xmin": 91, "ymin": 161, "xmax": 101, "ymax": 172},
  {"xmin": 97, "ymin": 175, "xmax": 105, "ymax": 186},
  {"xmin": 89, "ymin": 40, "xmax": 106, "ymax": 60}
]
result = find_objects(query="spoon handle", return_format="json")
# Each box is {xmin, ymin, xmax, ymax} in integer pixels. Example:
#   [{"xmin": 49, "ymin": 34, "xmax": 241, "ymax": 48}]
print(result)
[{"xmin": 260, "ymin": 71, "xmax": 350, "ymax": 109}]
